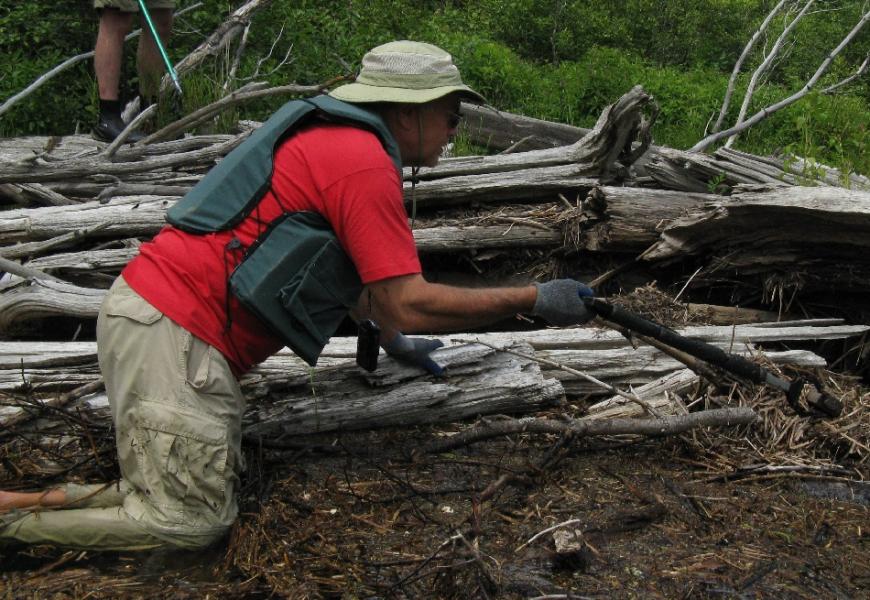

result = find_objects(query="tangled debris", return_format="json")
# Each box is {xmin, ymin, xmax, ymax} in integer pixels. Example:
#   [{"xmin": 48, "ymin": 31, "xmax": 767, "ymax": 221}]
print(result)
[{"xmin": 2, "ymin": 283, "xmax": 867, "ymax": 598}]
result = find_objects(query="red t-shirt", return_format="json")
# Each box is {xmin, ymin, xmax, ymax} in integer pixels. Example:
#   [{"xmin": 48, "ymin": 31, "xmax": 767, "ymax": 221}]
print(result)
[{"xmin": 122, "ymin": 123, "xmax": 421, "ymax": 375}]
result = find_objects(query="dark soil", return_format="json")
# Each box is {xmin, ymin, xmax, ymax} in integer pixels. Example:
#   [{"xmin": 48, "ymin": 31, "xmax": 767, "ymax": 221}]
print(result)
[{"xmin": 2, "ymin": 419, "xmax": 867, "ymax": 599}]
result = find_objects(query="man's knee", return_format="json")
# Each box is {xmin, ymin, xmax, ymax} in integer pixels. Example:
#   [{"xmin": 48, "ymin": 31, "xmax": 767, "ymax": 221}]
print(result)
[
  {"xmin": 99, "ymin": 7, "xmax": 136, "ymax": 37},
  {"xmin": 144, "ymin": 8, "xmax": 173, "ymax": 37}
]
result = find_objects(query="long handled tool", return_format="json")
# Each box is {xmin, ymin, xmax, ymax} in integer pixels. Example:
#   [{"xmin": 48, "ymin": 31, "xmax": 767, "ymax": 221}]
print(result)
[
  {"xmin": 581, "ymin": 296, "xmax": 843, "ymax": 418},
  {"xmin": 137, "ymin": 0, "xmax": 183, "ymax": 95}
]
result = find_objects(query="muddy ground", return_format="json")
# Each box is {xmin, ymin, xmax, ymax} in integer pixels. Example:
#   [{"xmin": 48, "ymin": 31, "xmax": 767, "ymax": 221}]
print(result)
[{"xmin": 1, "ymin": 392, "xmax": 868, "ymax": 599}]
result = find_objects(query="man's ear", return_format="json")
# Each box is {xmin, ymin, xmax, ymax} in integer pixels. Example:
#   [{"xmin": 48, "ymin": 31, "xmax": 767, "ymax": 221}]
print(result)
[{"xmin": 393, "ymin": 104, "xmax": 419, "ymax": 132}]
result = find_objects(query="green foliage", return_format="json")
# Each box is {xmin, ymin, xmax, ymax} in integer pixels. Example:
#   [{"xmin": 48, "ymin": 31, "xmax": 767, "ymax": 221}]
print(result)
[{"xmin": 0, "ymin": 0, "xmax": 867, "ymax": 175}]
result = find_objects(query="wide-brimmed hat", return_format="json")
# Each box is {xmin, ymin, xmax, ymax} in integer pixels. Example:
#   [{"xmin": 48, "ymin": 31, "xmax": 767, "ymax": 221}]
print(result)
[{"xmin": 330, "ymin": 40, "xmax": 485, "ymax": 105}]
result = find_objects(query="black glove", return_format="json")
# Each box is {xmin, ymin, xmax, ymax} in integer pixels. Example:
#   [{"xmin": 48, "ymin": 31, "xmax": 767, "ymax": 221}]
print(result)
[
  {"xmin": 383, "ymin": 333, "xmax": 445, "ymax": 376},
  {"xmin": 532, "ymin": 279, "xmax": 595, "ymax": 326}
]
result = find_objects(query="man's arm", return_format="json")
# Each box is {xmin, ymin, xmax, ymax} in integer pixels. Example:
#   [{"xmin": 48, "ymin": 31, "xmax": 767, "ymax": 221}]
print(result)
[{"xmin": 359, "ymin": 273, "xmax": 537, "ymax": 334}]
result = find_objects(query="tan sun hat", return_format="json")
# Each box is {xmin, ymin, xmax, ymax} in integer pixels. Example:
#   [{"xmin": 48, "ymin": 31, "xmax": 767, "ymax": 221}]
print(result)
[{"xmin": 329, "ymin": 40, "xmax": 485, "ymax": 105}]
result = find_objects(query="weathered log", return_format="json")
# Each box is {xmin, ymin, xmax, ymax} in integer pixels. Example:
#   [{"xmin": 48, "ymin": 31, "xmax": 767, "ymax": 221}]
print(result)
[
  {"xmin": 418, "ymin": 86, "xmax": 655, "ymax": 183},
  {"xmin": 0, "ymin": 135, "xmax": 245, "ymax": 184},
  {"xmin": 643, "ymin": 145, "xmax": 869, "ymax": 194},
  {"xmin": 0, "ymin": 191, "xmax": 574, "ymax": 248},
  {"xmin": 584, "ymin": 368, "xmax": 699, "ymax": 419},
  {"xmin": 0, "ymin": 196, "xmax": 170, "ymax": 245},
  {"xmin": 0, "ymin": 278, "xmax": 104, "ymax": 332},
  {"xmin": 573, "ymin": 186, "xmax": 717, "ymax": 252},
  {"xmin": 644, "ymin": 185, "xmax": 870, "ymax": 268},
  {"xmin": 1, "ymin": 322, "xmax": 858, "ymax": 395},
  {"xmin": 545, "ymin": 348, "xmax": 824, "ymax": 397},
  {"xmin": 459, "ymin": 102, "xmax": 589, "ymax": 152},
  {"xmin": 2, "ymin": 342, "xmax": 565, "ymax": 436},
  {"xmin": 18, "ymin": 224, "xmax": 559, "ymax": 283},
  {"xmin": 244, "ymin": 342, "xmax": 564, "ymax": 436}
]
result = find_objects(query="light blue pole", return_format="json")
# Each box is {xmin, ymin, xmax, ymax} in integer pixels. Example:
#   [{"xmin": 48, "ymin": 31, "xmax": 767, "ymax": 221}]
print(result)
[{"xmin": 137, "ymin": 0, "xmax": 182, "ymax": 95}]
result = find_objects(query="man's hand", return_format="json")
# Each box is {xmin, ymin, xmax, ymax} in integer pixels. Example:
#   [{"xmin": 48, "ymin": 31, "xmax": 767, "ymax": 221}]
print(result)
[
  {"xmin": 532, "ymin": 279, "xmax": 595, "ymax": 326},
  {"xmin": 383, "ymin": 333, "xmax": 445, "ymax": 376}
]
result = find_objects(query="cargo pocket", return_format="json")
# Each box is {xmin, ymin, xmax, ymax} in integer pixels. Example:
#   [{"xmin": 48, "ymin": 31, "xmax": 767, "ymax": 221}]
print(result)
[
  {"xmin": 277, "ymin": 238, "xmax": 362, "ymax": 363},
  {"xmin": 133, "ymin": 400, "xmax": 229, "ymax": 527},
  {"xmin": 102, "ymin": 280, "xmax": 163, "ymax": 326}
]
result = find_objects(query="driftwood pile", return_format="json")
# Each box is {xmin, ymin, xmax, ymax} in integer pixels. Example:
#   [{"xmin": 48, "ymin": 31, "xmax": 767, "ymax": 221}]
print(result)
[{"xmin": 0, "ymin": 85, "xmax": 868, "ymax": 445}]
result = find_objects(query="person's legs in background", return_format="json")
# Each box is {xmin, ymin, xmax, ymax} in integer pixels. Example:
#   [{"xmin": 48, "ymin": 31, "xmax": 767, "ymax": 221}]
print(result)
[
  {"xmin": 93, "ymin": 5, "xmax": 138, "ymax": 141},
  {"xmin": 136, "ymin": 7, "xmax": 173, "ymax": 108}
]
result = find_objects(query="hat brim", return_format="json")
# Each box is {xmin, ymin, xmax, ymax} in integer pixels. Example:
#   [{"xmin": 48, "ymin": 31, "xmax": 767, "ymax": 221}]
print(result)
[{"xmin": 329, "ymin": 83, "xmax": 485, "ymax": 105}]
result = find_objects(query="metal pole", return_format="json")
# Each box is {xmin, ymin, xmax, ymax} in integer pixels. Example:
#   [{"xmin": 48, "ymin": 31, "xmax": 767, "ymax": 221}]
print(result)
[{"xmin": 137, "ymin": 0, "xmax": 183, "ymax": 95}]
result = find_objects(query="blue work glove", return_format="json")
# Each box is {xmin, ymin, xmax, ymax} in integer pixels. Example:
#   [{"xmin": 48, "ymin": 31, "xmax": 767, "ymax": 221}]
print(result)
[
  {"xmin": 383, "ymin": 333, "xmax": 445, "ymax": 376},
  {"xmin": 532, "ymin": 279, "xmax": 595, "ymax": 326}
]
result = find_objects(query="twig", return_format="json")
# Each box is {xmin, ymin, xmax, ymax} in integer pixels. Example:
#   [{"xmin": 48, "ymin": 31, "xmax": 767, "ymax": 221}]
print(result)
[
  {"xmin": 0, "ymin": 378, "xmax": 105, "ymax": 439},
  {"xmin": 498, "ymin": 135, "xmax": 535, "ymax": 155},
  {"xmin": 822, "ymin": 52, "xmax": 870, "ymax": 94},
  {"xmin": 423, "ymin": 408, "xmax": 757, "ymax": 453},
  {"xmin": 515, "ymin": 518, "xmax": 583, "ymax": 553}
]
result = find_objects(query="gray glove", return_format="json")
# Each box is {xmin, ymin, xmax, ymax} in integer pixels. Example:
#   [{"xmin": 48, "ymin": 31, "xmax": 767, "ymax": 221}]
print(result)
[
  {"xmin": 532, "ymin": 279, "xmax": 595, "ymax": 326},
  {"xmin": 383, "ymin": 333, "xmax": 445, "ymax": 376}
]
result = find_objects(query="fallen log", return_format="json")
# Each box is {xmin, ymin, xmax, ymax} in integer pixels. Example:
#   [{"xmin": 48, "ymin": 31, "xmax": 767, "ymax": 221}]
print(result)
[
  {"xmin": 421, "ymin": 407, "xmax": 758, "ymax": 454},
  {"xmin": 17, "ymin": 224, "xmax": 559, "ymax": 283},
  {"xmin": 0, "ymin": 322, "xmax": 858, "ymax": 396},
  {"xmin": 1, "ymin": 342, "xmax": 566, "ymax": 437},
  {"xmin": 643, "ymin": 146, "xmax": 869, "ymax": 194},
  {"xmin": 459, "ymin": 102, "xmax": 589, "ymax": 152},
  {"xmin": 573, "ymin": 186, "xmax": 717, "ymax": 252},
  {"xmin": 642, "ymin": 186, "xmax": 870, "ymax": 301},
  {"xmin": 244, "ymin": 342, "xmax": 564, "ymax": 437}
]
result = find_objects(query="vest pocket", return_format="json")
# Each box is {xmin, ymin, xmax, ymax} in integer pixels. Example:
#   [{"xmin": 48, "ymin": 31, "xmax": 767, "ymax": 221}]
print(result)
[
  {"xmin": 230, "ymin": 212, "xmax": 362, "ymax": 366},
  {"xmin": 278, "ymin": 239, "xmax": 362, "ymax": 359}
]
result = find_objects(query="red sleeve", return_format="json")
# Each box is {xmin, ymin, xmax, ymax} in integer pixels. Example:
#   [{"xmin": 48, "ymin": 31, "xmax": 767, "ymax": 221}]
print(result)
[{"xmin": 319, "ymin": 165, "xmax": 421, "ymax": 284}]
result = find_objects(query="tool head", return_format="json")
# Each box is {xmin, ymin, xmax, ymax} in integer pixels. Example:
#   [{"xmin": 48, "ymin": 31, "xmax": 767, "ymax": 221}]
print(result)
[{"xmin": 786, "ymin": 379, "xmax": 843, "ymax": 418}]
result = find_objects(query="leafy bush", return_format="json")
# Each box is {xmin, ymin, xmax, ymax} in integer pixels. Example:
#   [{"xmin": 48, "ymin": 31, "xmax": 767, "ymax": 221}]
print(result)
[{"xmin": 0, "ymin": 0, "xmax": 867, "ymax": 175}]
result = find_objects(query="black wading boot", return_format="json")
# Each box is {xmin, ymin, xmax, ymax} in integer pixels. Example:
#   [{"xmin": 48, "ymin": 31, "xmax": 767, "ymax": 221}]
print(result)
[{"xmin": 94, "ymin": 99, "xmax": 145, "ymax": 143}]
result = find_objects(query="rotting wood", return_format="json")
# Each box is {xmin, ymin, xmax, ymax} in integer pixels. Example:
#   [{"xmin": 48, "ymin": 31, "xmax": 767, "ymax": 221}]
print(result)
[{"xmin": 641, "ymin": 186, "xmax": 870, "ymax": 302}]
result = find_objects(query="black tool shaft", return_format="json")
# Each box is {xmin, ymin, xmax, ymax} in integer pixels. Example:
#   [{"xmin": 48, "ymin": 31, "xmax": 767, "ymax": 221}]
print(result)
[
  {"xmin": 581, "ymin": 297, "xmax": 842, "ymax": 418},
  {"xmin": 583, "ymin": 297, "xmax": 779, "ymax": 388}
]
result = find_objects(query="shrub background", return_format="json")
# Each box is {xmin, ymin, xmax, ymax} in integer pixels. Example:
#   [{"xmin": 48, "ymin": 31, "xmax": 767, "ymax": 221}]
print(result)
[{"xmin": 1, "ymin": 0, "xmax": 867, "ymax": 174}]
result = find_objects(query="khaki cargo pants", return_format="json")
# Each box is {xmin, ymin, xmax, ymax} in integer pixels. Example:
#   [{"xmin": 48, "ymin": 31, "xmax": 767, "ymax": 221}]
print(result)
[
  {"xmin": 1, "ymin": 277, "xmax": 245, "ymax": 550},
  {"xmin": 94, "ymin": 0, "xmax": 176, "ymax": 11}
]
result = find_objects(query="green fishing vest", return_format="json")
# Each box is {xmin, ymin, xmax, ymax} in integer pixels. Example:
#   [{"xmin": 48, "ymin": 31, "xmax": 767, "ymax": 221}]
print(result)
[{"xmin": 165, "ymin": 95, "xmax": 403, "ymax": 366}]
